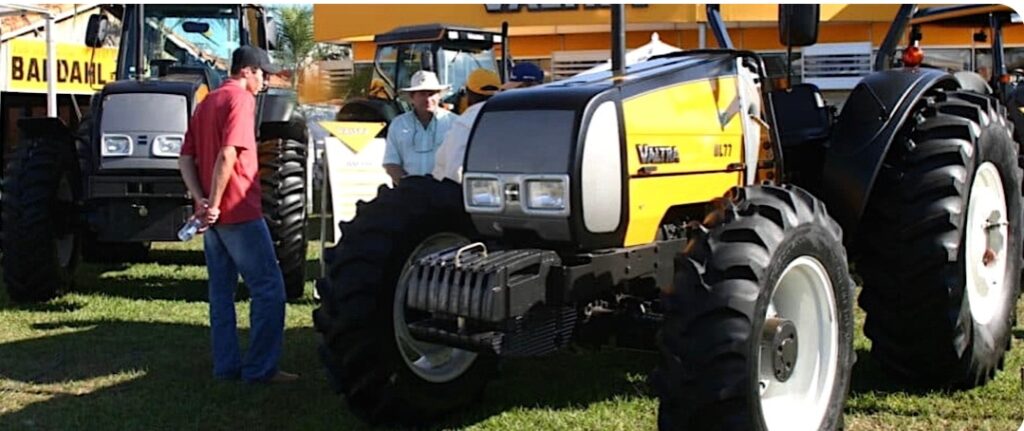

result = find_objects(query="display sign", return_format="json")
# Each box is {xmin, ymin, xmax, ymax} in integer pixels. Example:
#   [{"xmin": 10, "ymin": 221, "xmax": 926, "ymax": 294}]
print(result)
[{"xmin": 5, "ymin": 39, "xmax": 117, "ymax": 94}]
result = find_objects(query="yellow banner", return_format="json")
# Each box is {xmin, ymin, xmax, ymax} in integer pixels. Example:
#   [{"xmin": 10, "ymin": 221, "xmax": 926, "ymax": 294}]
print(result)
[
  {"xmin": 6, "ymin": 39, "xmax": 118, "ymax": 94},
  {"xmin": 320, "ymin": 121, "xmax": 386, "ymax": 153}
]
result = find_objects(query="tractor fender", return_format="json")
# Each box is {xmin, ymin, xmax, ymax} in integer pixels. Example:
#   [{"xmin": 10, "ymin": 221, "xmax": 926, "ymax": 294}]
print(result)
[
  {"xmin": 337, "ymin": 97, "xmax": 400, "ymax": 123},
  {"xmin": 259, "ymin": 88, "xmax": 298, "ymax": 124},
  {"xmin": 819, "ymin": 68, "xmax": 959, "ymax": 234},
  {"xmin": 953, "ymin": 71, "xmax": 992, "ymax": 95},
  {"xmin": 258, "ymin": 88, "xmax": 307, "ymax": 143},
  {"xmin": 17, "ymin": 117, "xmax": 75, "ymax": 154}
]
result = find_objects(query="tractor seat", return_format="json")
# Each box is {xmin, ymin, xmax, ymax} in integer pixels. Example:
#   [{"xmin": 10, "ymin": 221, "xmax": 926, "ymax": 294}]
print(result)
[{"xmin": 770, "ymin": 84, "xmax": 832, "ymax": 147}]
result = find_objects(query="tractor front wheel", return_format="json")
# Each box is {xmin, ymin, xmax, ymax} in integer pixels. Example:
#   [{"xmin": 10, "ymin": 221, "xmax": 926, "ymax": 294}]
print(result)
[
  {"xmin": 654, "ymin": 185, "xmax": 855, "ymax": 431},
  {"xmin": 2, "ymin": 125, "xmax": 82, "ymax": 302}
]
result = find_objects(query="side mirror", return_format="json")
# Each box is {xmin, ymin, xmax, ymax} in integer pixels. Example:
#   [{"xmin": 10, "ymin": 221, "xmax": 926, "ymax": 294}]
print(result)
[
  {"xmin": 85, "ymin": 13, "xmax": 109, "ymax": 48},
  {"xmin": 778, "ymin": 5, "xmax": 819, "ymax": 47},
  {"xmin": 182, "ymin": 21, "xmax": 210, "ymax": 34},
  {"xmin": 264, "ymin": 17, "xmax": 279, "ymax": 50}
]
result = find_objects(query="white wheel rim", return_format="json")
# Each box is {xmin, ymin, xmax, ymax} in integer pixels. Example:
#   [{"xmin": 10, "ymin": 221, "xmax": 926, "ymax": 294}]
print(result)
[
  {"xmin": 55, "ymin": 174, "xmax": 74, "ymax": 268},
  {"xmin": 393, "ymin": 233, "xmax": 479, "ymax": 383},
  {"xmin": 759, "ymin": 256, "xmax": 839, "ymax": 431},
  {"xmin": 965, "ymin": 162, "xmax": 1008, "ymax": 326}
]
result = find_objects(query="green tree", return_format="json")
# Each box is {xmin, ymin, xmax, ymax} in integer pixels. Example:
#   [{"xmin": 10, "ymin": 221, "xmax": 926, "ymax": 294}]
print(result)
[{"xmin": 271, "ymin": 5, "xmax": 315, "ymax": 89}]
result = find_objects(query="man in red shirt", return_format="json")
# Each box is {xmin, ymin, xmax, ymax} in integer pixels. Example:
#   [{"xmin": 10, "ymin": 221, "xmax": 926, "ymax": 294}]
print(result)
[{"xmin": 178, "ymin": 46, "xmax": 297, "ymax": 383}]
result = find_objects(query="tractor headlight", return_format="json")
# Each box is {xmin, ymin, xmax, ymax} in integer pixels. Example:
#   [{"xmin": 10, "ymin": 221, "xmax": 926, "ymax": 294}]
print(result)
[
  {"xmin": 101, "ymin": 134, "xmax": 132, "ymax": 157},
  {"xmin": 152, "ymin": 134, "xmax": 184, "ymax": 157},
  {"xmin": 466, "ymin": 177, "xmax": 502, "ymax": 208},
  {"xmin": 525, "ymin": 179, "xmax": 566, "ymax": 210}
]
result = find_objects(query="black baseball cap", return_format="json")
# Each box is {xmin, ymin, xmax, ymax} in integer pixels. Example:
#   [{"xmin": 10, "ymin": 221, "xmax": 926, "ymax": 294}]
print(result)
[{"xmin": 231, "ymin": 46, "xmax": 281, "ymax": 74}]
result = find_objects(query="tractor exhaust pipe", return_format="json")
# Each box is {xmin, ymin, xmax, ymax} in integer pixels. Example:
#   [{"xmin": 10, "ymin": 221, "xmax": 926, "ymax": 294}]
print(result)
[
  {"xmin": 612, "ymin": 5, "xmax": 625, "ymax": 77},
  {"xmin": 137, "ymin": 4, "xmax": 145, "ymax": 81},
  {"xmin": 501, "ymin": 21, "xmax": 510, "ymax": 83}
]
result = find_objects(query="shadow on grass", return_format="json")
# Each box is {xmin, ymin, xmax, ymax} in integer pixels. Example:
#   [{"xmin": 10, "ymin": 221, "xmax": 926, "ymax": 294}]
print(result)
[
  {"xmin": 0, "ymin": 319, "xmax": 660, "ymax": 431},
  {"xmin": 437, "ymin": 347, "xmax": 659, "ymax": 430},
  {"xmin": 64, "ymin": 255, "xmax": 322, "ymax": 304},
  {"xmin": 1014, "ymin": 328, "xmax": 1024, "ymax": 340},
  {"xmin": 6, "ymin": 300, "xmax": 85, "ymax": 313},
  {"xmin": 0, "ymin": 319, "xmax": 367, "ymax": 430},
  {"xmin": 849, "ymin": 348, "xmax": 952, "ymax": 397}
]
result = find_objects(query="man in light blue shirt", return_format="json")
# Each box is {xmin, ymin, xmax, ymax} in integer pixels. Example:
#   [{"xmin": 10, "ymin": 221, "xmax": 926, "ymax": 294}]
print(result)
[{"xmin": 383, "ymin": 70, "xmax": 456, "ymax": 185}]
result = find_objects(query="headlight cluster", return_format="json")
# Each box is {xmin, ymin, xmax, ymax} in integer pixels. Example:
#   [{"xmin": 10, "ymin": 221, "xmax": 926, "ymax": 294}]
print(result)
[
  {"xmin": 464, "ymin": 174, "xmax": 569, "ymax": 216},
  {"xmin": 525, "ymin": 180, "xmax": 566, "ymax": 210},
  {"xmin": 101, "ymin": 134, "xmax": 132, "ymax": 157},
  {"xmin": 467, "ymin": 178, "xmax": 502, "ymax": 208},
  {"xmin": 100, "ymin": 134, "xmax": 184, "ymax": 157},
  {"xmin": 152, "ymin": 135, "xmax": 184, "ymax": 157}
]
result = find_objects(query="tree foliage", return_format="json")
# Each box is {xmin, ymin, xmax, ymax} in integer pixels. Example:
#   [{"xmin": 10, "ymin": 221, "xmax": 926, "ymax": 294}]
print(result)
[{"xmin": 271, "ymin": 5, "xmax": 315, "ymax": 89}]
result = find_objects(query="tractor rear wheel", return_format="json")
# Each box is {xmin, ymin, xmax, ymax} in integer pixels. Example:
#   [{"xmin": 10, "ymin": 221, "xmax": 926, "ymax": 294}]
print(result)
[
  {"xmin": 313, "ymin": 177, "xmax": 497, "ymax": 426},
  {"xmin": 856, "ymin": 89, "xmax": 1023, "ymax": 388},
  {"xmin": 654, "ymin": 185, "xmax": 855, "ymax": 431},
  {"xmin": 258, "ymin": 136, "xmax": 308, "ymax": 300},
  {"xmin": 2, "ymin": 129, "xmax": 81, "ymax": 302}
]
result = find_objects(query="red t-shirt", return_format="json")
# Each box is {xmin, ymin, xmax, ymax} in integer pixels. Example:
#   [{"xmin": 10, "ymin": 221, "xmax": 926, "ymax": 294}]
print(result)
[{"xmin": 180, "ymin": 80, "xmax": 262, "ymax": 225}]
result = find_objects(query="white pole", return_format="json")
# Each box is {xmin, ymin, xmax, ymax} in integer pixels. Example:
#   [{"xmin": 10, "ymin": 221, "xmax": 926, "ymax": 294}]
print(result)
[
  {"xmin": 698, "ymin": 24, "xmax": 706, "ymax": 49},
  {"xmin": 45, "ymin": 13, "xmax": 56, "ymax": 118}
]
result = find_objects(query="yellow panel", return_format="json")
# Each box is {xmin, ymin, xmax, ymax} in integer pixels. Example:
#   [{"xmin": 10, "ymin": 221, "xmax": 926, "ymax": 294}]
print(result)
[
  {"xmin": 621, "ymin": 76, "xmax": 746, "ymax": 246},
  {"xmin": 194, "ymin": 84, "xmax": 209, "ymax": 105},
  {"xmin": 622, "ymin": 76, "xmax": 744, "ymax": 176},
  {"xmin": 624, "ymin": 173, "xmax": 741, "ymax": 246},
  {"xmin": 314, "ymin": 4, "xmax": 701, "ymax": 42}
]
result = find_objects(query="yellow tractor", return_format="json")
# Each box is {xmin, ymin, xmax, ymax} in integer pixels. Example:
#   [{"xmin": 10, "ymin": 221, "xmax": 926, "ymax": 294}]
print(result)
[{"xmin": 313, "ymin": 5, "xmax": 1022, "ymax": 430}]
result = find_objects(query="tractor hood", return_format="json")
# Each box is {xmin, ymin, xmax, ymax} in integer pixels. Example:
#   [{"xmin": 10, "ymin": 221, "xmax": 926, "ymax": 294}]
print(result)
[{"xmin": 95, "ymin": 78, "xmax": 204, "ymax": 171}]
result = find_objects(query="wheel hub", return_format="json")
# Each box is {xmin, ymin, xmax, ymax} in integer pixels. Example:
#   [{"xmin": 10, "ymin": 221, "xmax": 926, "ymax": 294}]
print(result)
[
  {"xmin": 965, "ymin": 162, "xmax": 1009, "ymax": 326},
  {"xmin": 763, "ymin": 317, "xmax": 798, "ymax": 382}
]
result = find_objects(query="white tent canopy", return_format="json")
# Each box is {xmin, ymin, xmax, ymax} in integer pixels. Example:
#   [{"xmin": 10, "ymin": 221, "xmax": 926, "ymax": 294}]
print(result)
[{"xmin": 576, "ymin": 32, "xmax": 683, "ymax": 77}]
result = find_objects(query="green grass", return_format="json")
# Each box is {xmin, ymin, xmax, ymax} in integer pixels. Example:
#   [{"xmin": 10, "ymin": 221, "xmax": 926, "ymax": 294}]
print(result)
[{"xmin": 1, "ymin": 238, "xmax": 1023, "ymax": 430}]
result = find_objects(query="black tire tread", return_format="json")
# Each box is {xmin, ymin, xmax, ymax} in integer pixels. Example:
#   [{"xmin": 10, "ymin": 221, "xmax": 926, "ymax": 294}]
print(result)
[
  {"xmin": 856, "ymin": 89, "xmax": 1024, "ymax": 388},
  {"xmin": 654, "ymin": 184, "xmax": 854, "ymax": 430},
  {"xmin": 258, "ymin": 137, "xmax": 308, "ymax": 299},
  {"xmin": 313, "ymin": 177, "xmax": 496, "ymax": 426}
]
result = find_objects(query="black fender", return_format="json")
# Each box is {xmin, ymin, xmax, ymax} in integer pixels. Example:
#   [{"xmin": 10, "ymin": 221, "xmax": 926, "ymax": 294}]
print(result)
[
  {"xmin": 953, "ymin": 71, "xmax": 992, "ymax": 95},
  {"xmin": 259, "ymin": 88, "xmax": 298, "ymax": 125},
  {"xmin": 337, "ymin": 97, "xmax": 400, "ymax": 122},
  {"xmin": 17, "ymin": 117, "xmax": 76, "ymax": 155},
  {"xmin": 258, "ymin": 89, "xmax": 307, "ymax": 143},
  {"xmin": 336, "ymin": 97, "xmax": 401, "ymax": 137},
  {"xmin": 819, "ymin": 68, "xmax": 959, "ymax": 234}
]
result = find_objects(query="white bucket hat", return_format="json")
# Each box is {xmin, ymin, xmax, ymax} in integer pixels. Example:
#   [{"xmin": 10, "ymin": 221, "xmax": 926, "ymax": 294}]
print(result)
[{"xmin": 401, "ymin": 70, "xmax": 450, "ymax": 93}]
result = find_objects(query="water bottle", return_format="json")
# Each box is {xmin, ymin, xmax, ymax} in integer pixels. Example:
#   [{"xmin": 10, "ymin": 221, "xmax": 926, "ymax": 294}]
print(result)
[{"xmin": 177, "ymin": 217, "xmax": 203, "ymax": 241}]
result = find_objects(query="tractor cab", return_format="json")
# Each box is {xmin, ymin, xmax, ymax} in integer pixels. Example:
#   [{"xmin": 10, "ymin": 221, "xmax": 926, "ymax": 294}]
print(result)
[
  {"xmin": 88, "ymin": 4, "xmax": 276, "ymax": 108},
  {"xmin": 338, "ymin": 24, "xmax": 504, "ymax": 123}
]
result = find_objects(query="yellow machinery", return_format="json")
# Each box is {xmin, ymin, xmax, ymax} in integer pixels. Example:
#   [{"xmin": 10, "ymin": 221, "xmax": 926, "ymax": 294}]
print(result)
[{"xmin": 313, "ymin": 5, "xmax": 1023, "ymax": 430}]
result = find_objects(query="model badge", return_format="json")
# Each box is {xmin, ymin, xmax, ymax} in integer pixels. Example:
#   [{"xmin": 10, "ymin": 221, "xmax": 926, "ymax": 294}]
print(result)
[{"xmin": 637, "ymin": 145, "xmax": 680, "ymax": 164}]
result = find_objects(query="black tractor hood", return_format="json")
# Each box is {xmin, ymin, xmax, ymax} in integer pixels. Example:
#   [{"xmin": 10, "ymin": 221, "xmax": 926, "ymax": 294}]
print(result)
[{"xmin": 101, "ymin": 77, "xmax": 204, "ymax": 101}]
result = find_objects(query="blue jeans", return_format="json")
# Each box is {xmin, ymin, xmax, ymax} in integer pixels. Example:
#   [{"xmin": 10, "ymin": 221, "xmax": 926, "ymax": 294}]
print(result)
[{"xmin": 203, "ymin": 218, "xmax": 286, "ymax": 382}]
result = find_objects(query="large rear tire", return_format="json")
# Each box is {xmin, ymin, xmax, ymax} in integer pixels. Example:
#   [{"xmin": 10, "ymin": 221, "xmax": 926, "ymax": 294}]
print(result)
[
  {"xmin": 313, "ymin": 177, "xmax": 497, "ymax": 426},
  {"xmin": 258, "ymin": 137, "xmax": 308, "ymax": 300},
  {"xmin": 654, "ymin": 185, "xmax": 855, "ymax": 431},
  {"xmin": 856, "ymin": 89, "xmax": 1024, "ymax": 388},
  {"xmin": 2, "ymin": 129, "xmax": 81, "ymax": 302}
]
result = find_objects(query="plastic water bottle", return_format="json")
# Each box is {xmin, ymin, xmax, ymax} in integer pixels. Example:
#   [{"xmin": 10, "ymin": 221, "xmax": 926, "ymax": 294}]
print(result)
[{"xmin": 177, "ymin": 217, "xmax": 203, "ymax": 241}]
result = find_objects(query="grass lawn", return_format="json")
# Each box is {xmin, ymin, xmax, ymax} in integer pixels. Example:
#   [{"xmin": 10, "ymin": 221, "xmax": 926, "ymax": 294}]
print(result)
[{"xmin": 1, "ymin": 237, "xmax": 1022, "ymax": 430}]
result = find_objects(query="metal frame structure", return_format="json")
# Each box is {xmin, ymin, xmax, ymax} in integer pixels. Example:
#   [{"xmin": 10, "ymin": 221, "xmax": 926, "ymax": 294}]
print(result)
[{"xmin": 0, "ymin": 3, "xmax": 57, "ymax": 117}]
